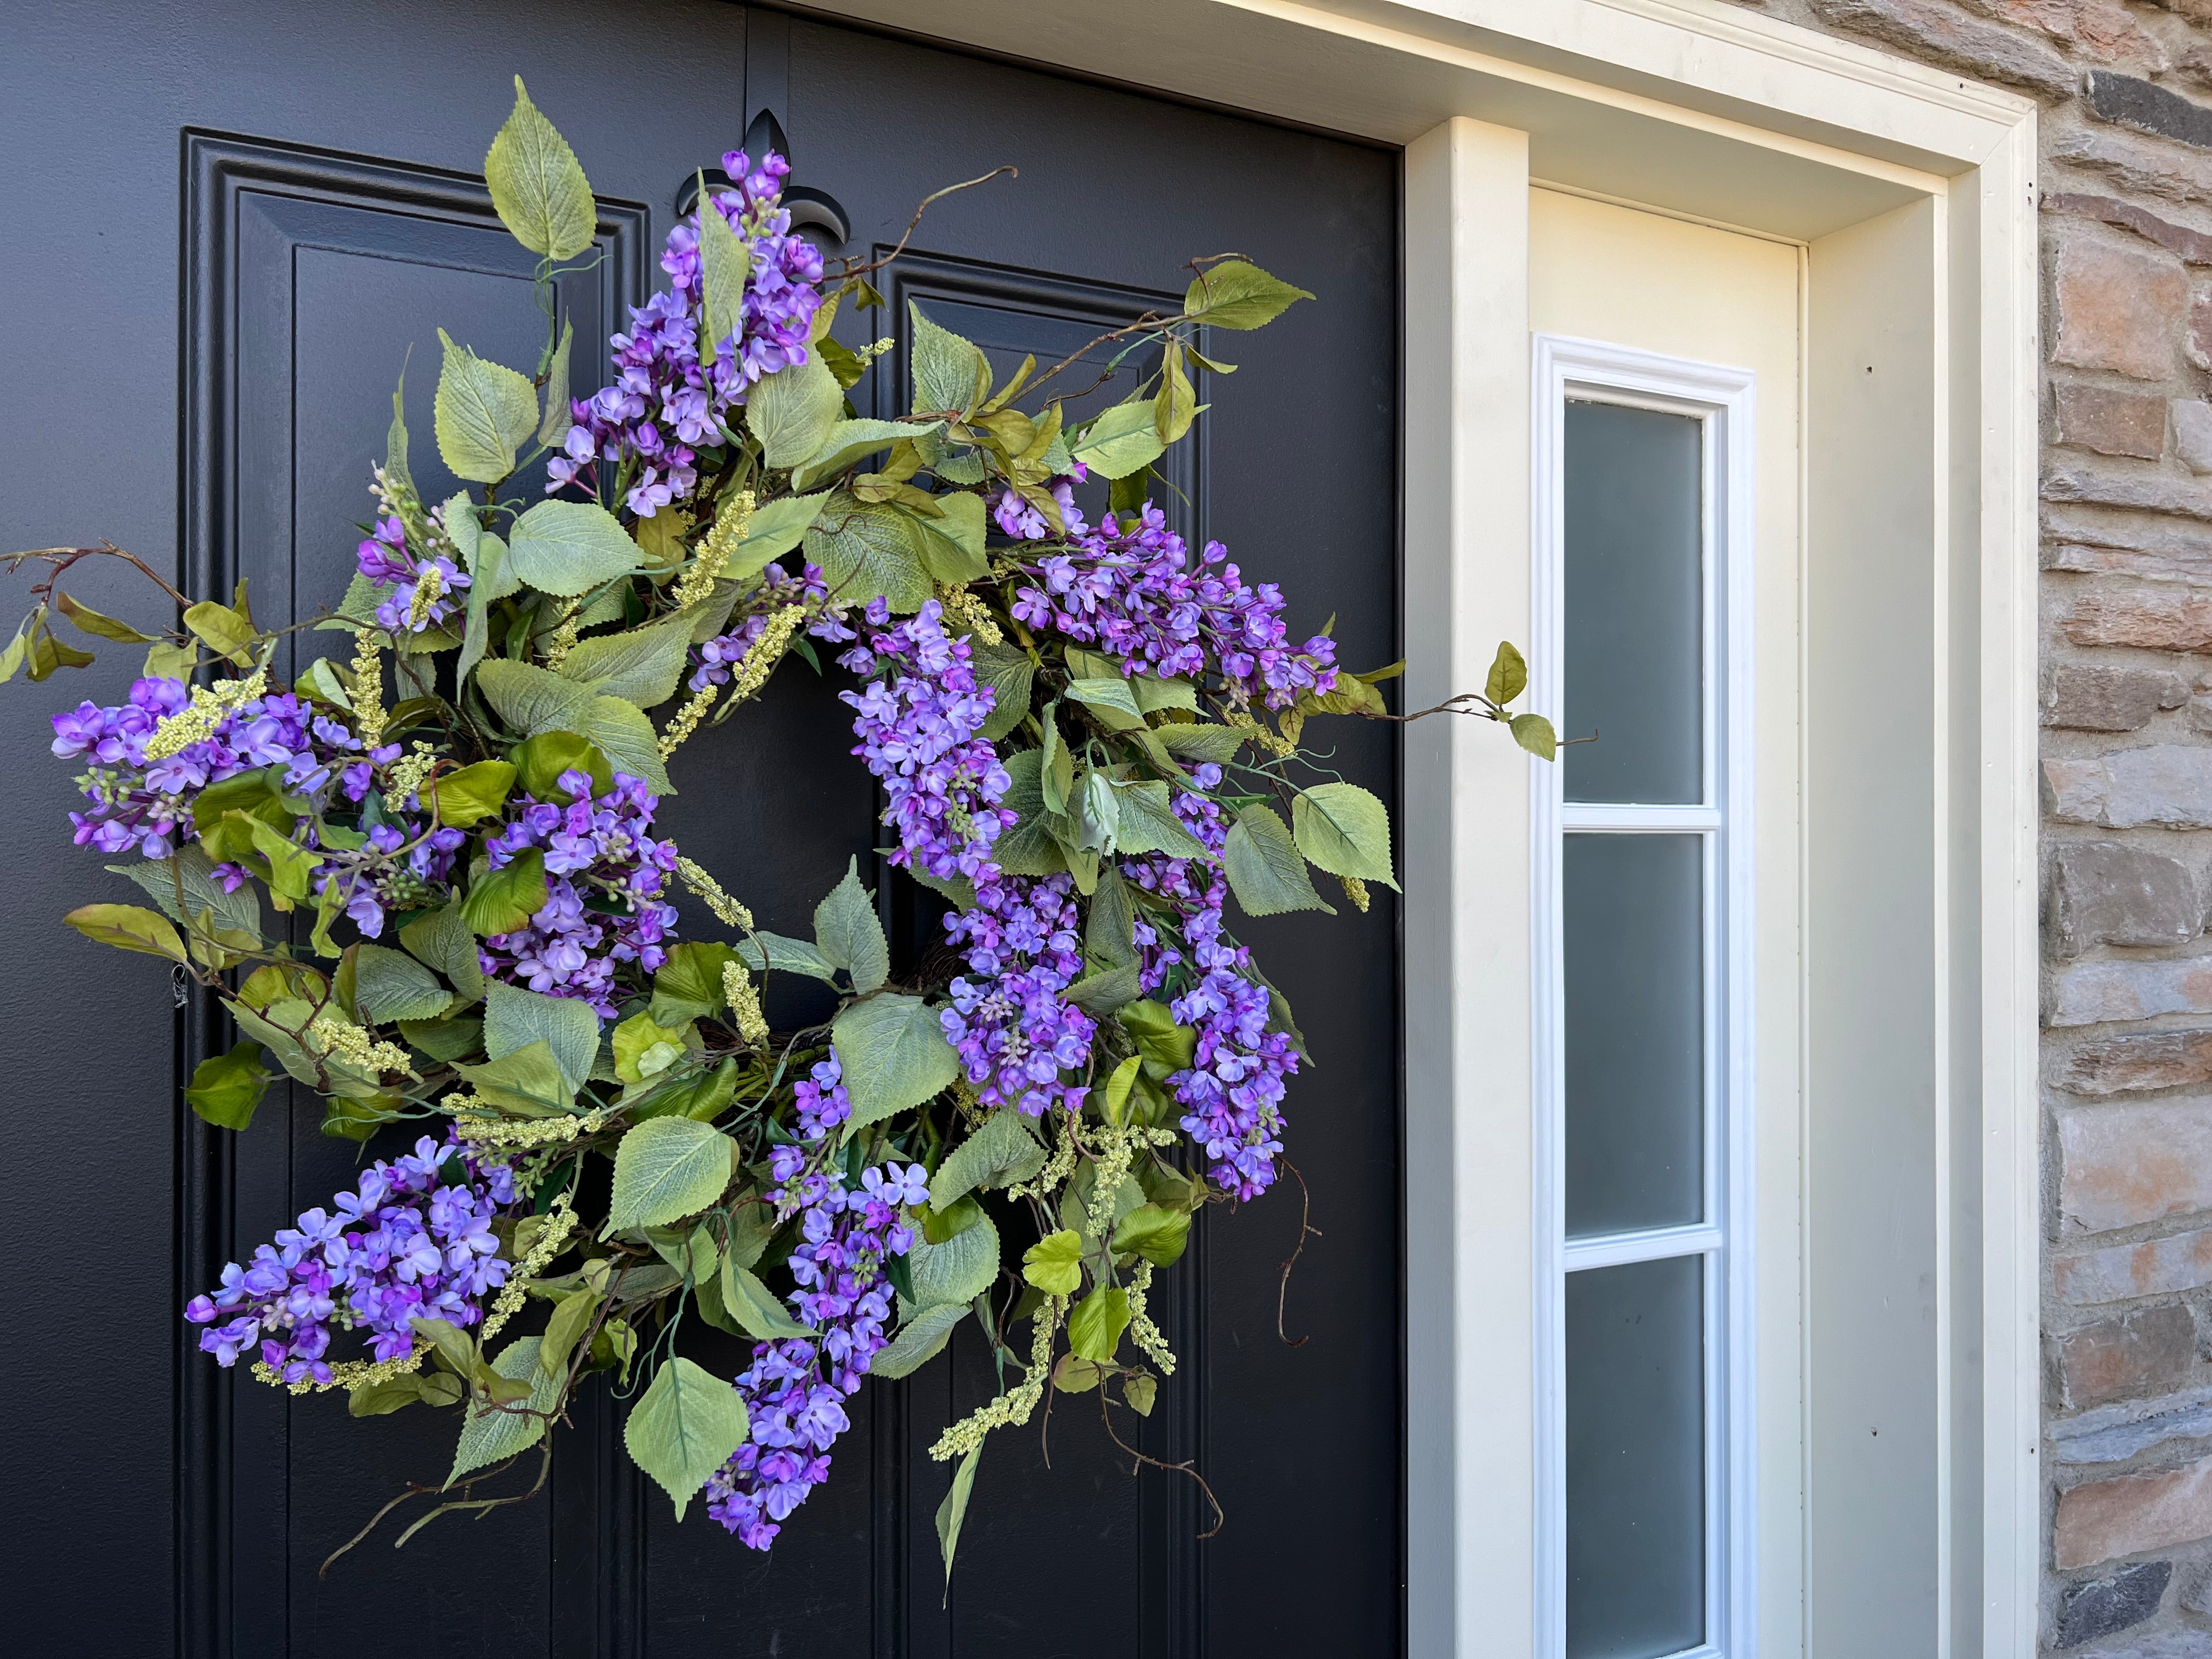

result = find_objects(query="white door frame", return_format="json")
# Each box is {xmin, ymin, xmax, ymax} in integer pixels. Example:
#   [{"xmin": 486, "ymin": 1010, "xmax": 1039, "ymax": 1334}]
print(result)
[{"xmin": 802, "ymin": 2, "xmax": 2041, "ymax": 1651}]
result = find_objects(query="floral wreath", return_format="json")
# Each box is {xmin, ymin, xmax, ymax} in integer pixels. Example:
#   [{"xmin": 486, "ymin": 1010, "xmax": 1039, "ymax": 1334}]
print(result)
[{"xmin": 8, "ymin": 81, "xmax": 1553, "ymax": 1571}]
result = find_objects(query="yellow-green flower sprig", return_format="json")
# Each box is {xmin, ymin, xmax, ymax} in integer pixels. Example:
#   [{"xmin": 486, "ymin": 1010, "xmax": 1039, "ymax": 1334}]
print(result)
[
  {"xmin": 143, "ymin": 669, "xmax": 269, "ymax": 762},
  {"xmin": 929, "ymin": 1296, "xmax": 1064, "ymax": 1463},
  {"xmin": 936, "ymin": 584, "xmax": 1003, "ymax": 646},
  {"xmin": 478, "ymin": 1186, "xmax": 580, "ymax": 1347},
  {"xmin": 448, "ymin": 1103, "xmax": 607, "ymax": 1148},
  {"xmin": 657, "ymin": 681, "xmax": 720, "ymax": 759},
  {"xmin": 349, "ymin": 631, "xmax": 387, "ymax": 751},
  {"xmin": 1126, "ymin": 1260, "xmax": 1177, "ymax": 1377},
  {"xmin": 723, "ymin": 605, "xmax": 806, "ymax": 706},
  {"xmin": 1084, "ymin": 1122, "xmax": 1139, "ymax": 1242},
  {"xmin": 385, "ymin": 741, "xmax": 438, "ymax": 807},
  {"xmin": 675, "ymin": 857, "xmax": 755, "ymax": 931},
  {"xmin": 721, "ymin": 959, "xmax": 769, "ymax": 1046},
  {"xmin": 308, "ymin": 1013, "xmax": 413, "ymax": 1077},
  {"xmin": 674, "ymin": 487, "xmax": 754, "ymax": 612},
  {"xmin": 541, "ymin": 602, "xmax": 582, "ymax": 672},
  {"xmin": 1008, "ymin": 1107, "xmax": 1081, "ymax": 1206}
]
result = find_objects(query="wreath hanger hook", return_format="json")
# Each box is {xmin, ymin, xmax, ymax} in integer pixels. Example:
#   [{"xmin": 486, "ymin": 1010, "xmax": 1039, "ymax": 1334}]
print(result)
[{"xmin": 672, "ymin": 108, "xmax": 852, "ymax": 247}]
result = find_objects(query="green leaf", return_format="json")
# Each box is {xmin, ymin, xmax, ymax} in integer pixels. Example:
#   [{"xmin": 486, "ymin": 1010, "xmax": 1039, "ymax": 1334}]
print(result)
[
  {"xmin": 1109, "ymin": 1204, "xmax": 1191, "ymax": 1267},
  {"xmin": 721, "ymin": 1261, "xmax": 814, "ymax": 1340},
  {"xmin": 917, "ymin": 1193, "xmax": 984, "ymax": 1245},
  {"xmin": 1182, "ymin": 259, "xmax": 1313, "ymax": 330},
  {"xmin": 428, "ymin": 759, "xmax": 516, "ymax": 828},
  {"xmin": 454, "ymin": 1041, "xmax": 572, "ymax": 1115},
  {"xmin": 484, "ymin": 980, "xmax": 600, "ymax": 1094},
  {"xmin": 746, "ymin": 354, "xmax": 843, "ymax": 467},
  {"xmin": 1022, "ymin": 1228, "xmax": 1084, "ymax": 1296},
  {"xmin": 1131, "ymin": 674, "xmax": 1198, "ymax": 715},
  {"xmin": 1153, "ymin": 723, "xmax": 1247, "ymax": 766},
  {"xmin": 506, "ymin": 499, "xmax": 642, "ymax": 597},
  {"xmin": 1069, "ymin": 400, "xmax": 1166, "ymax": 481},
  {"xmin": 400, "ymin": 900, "xmax": 486, "ymax": 1001},
  {"xmin": 607, "ymin": 1116, "xmax": 736, "ymax": 1231},
  {"xmin": 624, "ymin": 1356, "xmax": 750, "ymax": 1522},
  {"xmin": 792, "ymin": 419, "xmax": 944, "ymax": 492},
  {"xmin": 580, "ymin": 693, "xmax": 674, "ymax": 794},
  {"xmin": 54, "ymin": 591, "xmax": 152, "ymax": 644},
  {"xmin": 1066, "ymin": 676, "xmax": 1146, "ymax": 730},
  {"xmin": 509, "ymin": 730, "xmax": 614, "ymax": 800},
  {"xmin": 1042, "ymin": 705, "xmax": 1073, "ymax": 815},
  {"xmin": 66, "ymin": 902, "xmax": 185, "ymax": 962},
  {"xmin": 183, "ymin": 601, "xmax": 257, "ymax": 665},
  {"xmin": 936, "ymin": 1444, "xmax": 983, "ymax": 1594},
  {"xmin": 185, "ymin": 1041, "xmax": 272, "ymax": 1131},
  {"xmin": 649, "ymin": 941, "xmax": 739, "ymax": 1025},
  {"xmin": 538, "ymin": 1288, "xmax": 601, "ymax": 1382},
  {"xmin": 242, "ymin": 818, "xmax": 317, "ymax": 902},
  {"xmin": 483, "ymin": 76, "xmax": 596, "ymax": 261},
  {"xmin": 910, "ymin": 1210, "xmax": 1000, "ymax": 1307},
  {"xmin": 613, "ymin": 1009, "xmax": 692, "ymax": 1085},
  {"xmin": 969, "ymin": 636, "xmax": 1033, "ymax": 741},
  {"xmin": 460, "ymin": 847, "xmax": 549, "ymax": 937},
  {"xmin": 716, "ymin": 490, "xmax": 830, "ymax": 583},
  {"xmin": 352, "ymin": 941, "xmax": 455, "ymax": 1024},
  {"xmin": 990, "ymin": 749, "xmax": 1066, "ymax": 878},
  {"xmin": 1064, "ymin": 963, "xmax": 1141, "ymax": 1015},
  {"xmin": 1154, "ymin": 341, "xmax": 1197, "ymax": 443},
  {"xmin": 1291, "ymin": 782, "xmax": 1399, "ymax": 889},
  {"xmin": 1119, "ymin": 999, "xmax": 1197, "ymax": 1076},
  {"xmin": 1122, "ymin": 1373, "xmax": 1158, "ymax": 1417},
  {"xmin": 1099, "ymin": 779, "xmax": 1200, "ymax": 859},
  {"xmin": 814, "ymin": 856, "xmax": 889, "ymax": 994},
  {"xmin": 870, "ymin": 1301, "xmax": 967, "ymax": 1380},
  {"xmin": 731, "ymin": 931, "xmax": 839, "ymax": 985},
  {"xmin": 909, "ymin": 302, "xmax": 989, "ymax": 416},
  {"xmin": 930, "ymin": 1108, "xmax": 1047, "ymax": 1210},
  {"xmin": 1224, "ymin": 803, "xmax": 1333, "ymax": 917},
  {"xmin": 108, "ymin": 847, "xmax": 262, "ymax": 941},
  {"xmin": 907, "ymin": 498, "xmax": 991, "ymax": 585},
  {"xmin": 1068, "ymin": 1284, "xmax": 1130, "ymax": 1362},
  {"xmin": 1099, "ymin": 1054, "xmax": 1142, "ymax": 1126},
  {"xmin": 1511, "ymin": 712, "xmax": 1558, "ymax": 761},
  {"xmin": 634, "ymin": 1055, "xmax": 739, "ymax": 1124},
  {"xmin": 399, "ymin": 1015, "xmax": 484, "ymax": 1062},
  {"xmin": 803, "ymin": 492, "xmax": 932, "ymax": 614},
  {"xmin": 556, "ymin": 616, "xmax": 692, "ymax": 708},
  {"xmin": 539, "ymin": 317, "xmax": 574, "ymax": 445},
  {"xmin": 435, "ymin": 328, "xmax": 538, "ymax": 483},
  {"xmin": 832, "ymin": 994, "xmax": 961, "ymax": 1128},
  {"xmin": 1084, "ymin": 867, "xmax": 1137, "ymax": 969},
  {"xmin": 696, "ymin": 179, "xmax": 754, "ymax": 365},
  {"xmin": 1485, "ymin": 640, "xmax": 1528, "ymax": 706},
  {"xmin": 449, "ymin": 1334, "xmax": 565, "ymax": 1485},
  {"xmin": 385, "ymin": 370, "xmax": 417, "ymax": 511}
]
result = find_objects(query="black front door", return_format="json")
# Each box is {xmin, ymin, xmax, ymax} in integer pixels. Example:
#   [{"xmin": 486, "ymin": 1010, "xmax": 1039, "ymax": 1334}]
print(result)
[{"xmin": 0, "ymin": 5, "xmax": 1401, "ymax": 1653}]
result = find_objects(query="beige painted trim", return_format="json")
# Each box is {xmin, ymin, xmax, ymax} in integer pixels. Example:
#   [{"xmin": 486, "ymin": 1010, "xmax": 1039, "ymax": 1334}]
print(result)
[{"xmin": 789, "ymin": 1, "xmax": 2042, "ymax": 1650}]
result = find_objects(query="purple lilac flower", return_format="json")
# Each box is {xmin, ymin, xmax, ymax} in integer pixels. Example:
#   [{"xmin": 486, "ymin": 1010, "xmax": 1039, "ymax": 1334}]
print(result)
[
  {"xmin": 356, "ymin": 515, "xmax": 471, "ymax": 634},
  {"xmin": 1116, "ymin": 764, "xmax": 1295, "ymax": 1199},
  {"xmin": 550, "ymin": 150, "xmax": 824, "ymax": 518},
  {"xmin": 706, "ymin": 1059, "xmax": 917, "ymax": 1550},
  {"xmin": 184, "ymin": 1135, "xmax": 515, "ymax": 1385},
  {"xmin": 687, "ymin": 560, "xmax": 830, "ymax": 692},
  {"xmin": 1005, "ymin": 499, "xmax": 1339, "ymax": 712},
  {"xmin": 940, "ymin": 872, "xmax": 1097, "ymax": 1118},
  {"xmin": 477, "ymin": 769, "xmax": 680, "ymax": 1018}
]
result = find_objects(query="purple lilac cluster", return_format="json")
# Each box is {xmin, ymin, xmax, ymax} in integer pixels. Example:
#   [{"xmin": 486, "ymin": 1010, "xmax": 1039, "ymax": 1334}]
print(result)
[
  {"xmin": 706, "ymin": 1070, "xmax": 923, "ymax": 1550},
  {"xmin": 324, "ymin": 817, "xmax": 470, "ymax": 939},
  {"xmin": 184, "ymin": 1136, "xmax": 515, "ymax": 1385},
  {"xmin": 478, "ymin": 769, "xmax": 680, "ymax": 1018},
  {"xmin": 1118, "ymin": 765, "xmax": 1294, "ymax": 1199},
  {"xmin": 941, "ymin": 873, "xmax": 1097, "ymax": 1118},
  {"xmin": 688, "ymin": 560, "xmax": 830, "ymax": 693},
  {"xmin": 354, "ymin": 514, "xmax": 470, "ymax": 634},
  {"xmin": 1006, "ymin": 499, "xmax": 1340, "ymax": 712},
  {"xmin": 837, "ymin": 597, "xmax": 1014, "ymax": 885},
  {"xmin": 549, "ymin": 150, "xmax": 824, "ymax": 519},
  {"xmin": 51, "ymin": 675, "xmax": 373, "ymax": 860}
]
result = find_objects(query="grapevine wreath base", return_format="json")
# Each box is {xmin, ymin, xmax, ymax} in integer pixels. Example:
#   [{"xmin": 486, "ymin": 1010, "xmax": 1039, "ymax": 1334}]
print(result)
[{"xmin": 8, "ymin": 81, "xmax": 1552, "ymax": 1572}]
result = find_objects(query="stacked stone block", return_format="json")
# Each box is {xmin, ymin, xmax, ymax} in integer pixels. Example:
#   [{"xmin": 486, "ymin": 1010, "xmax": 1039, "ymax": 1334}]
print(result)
[{"xmin": 1732, "ymin": 0, "xmax": 2212, "ymax": 1648}]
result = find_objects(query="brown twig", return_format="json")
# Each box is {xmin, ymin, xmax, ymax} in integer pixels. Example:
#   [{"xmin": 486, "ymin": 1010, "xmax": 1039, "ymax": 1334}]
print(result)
[
  {"xmin": 1096, "ymin": 1387, "xmax": 1227, "ymax": 1539},
  {"xmin": 838, "ymin": 167, "xmax": 1019, "ymax": 281},
  {"xmin": 1275, "ymin": 1160, "xmax": 1321, "ymax": 1349},
  {"xmin": 7, "ymin": 541, "xmax": 193, "ymax": 611}
]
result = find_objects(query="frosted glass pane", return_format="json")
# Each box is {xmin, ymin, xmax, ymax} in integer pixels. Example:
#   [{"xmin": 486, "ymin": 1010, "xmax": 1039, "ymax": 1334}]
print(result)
[
  {"xmin": 1566, "ymin": 1256, "xmax": 1706, "ymax": 1659},
  {"xmin": 1562, "ymin": 400, "xmax": 1702, "ymax": 804},
  {"xmin": 1564, "ymin": 834, "xmax": 1703, "ymax": 1237}
]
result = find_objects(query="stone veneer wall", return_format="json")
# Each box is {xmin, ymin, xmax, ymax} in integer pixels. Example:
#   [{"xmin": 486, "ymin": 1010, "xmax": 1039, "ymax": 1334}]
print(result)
[{"xmin": 1743, "ymin": 1, "xmax": 2212, "ymax": 1650}]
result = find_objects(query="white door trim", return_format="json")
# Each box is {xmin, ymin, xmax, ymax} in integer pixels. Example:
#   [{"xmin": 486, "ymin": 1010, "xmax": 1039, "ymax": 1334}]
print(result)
[{"xmin": 794, "ymin": 3, "xmax": 2041, "ymax": 1651}]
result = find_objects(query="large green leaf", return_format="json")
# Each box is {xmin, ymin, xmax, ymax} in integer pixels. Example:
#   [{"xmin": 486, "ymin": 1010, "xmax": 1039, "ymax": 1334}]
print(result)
[
  {"xmin": 400, "ymin": 900, "xmax": 486, "ymax": 1001},
  {"xmin": 716, "ymin": 490, "xmax": 828, "ymax": 583},
  {"xmin": 108, "ymin": 847, "xmax": 262, "ymax": 942},
  {"xmin": 510, "ymin": 730, "xmax": 614, "ymax": 800},
  {"xmin": 1109, "ymin": 1203, "xmax": 1191, "ymax": 1267},
  {"xmin": 910, "ymin": 302, "xmax": 990, "ymax": 416},
  {"xmin": 66, "ymin": 903, "xmax": 185, "ymax": 962},
  {"xmin": 969, "ymin": 636, "xmax": 1033, "ymax": 742},
  {"xmin": 1069, "ymin": 400, "xmax": 1166, "ymax": 481},
  {"xmin": 813, "ymin": 857, "xmax": 889, "ymax": 995},
  {"xmin": 792, "ymin": 419, "xmax": 943, "ymax": 492},
  {"xmin": 459, "ymin": 847, "xmax": 549, "ymax": 937},
  {"xmin": 448, "ymin": 1334, "xmax": 565, "ymax": 1486},
  {"xmin": 1067, "ymin": 1284, "xmax": 1131, "ymax": 1363},
  {"xmin": 696, "ymin": 184, "xmax": 753, "ymax": 365},
  {"xmin": 928, "ymin": 1109, "xmax": 1047, "ymax": 1210},
  {"xmin": 428, "ymin": 759, "xmax": 517, "ymax": 828},
  {"xmin": 607, "ymin": 1116, "xmax": 736, "ymax": 1230},
  {"xmin": 483, "ymin": 77, "xmax": 596, "ymax": 261},
  {"xmin": 1182, "ymin": 259, "xmax": 1313, "ymax": 330},
  {"xmin": 538, "ymin": 317, "xmax": 574, "ymax": 445},
  {"xmin": 746, "ymin": 354, "xmax": 843, "ymax": 467},
  {"xmin": 989, "ymin": 749, "xmax": 1066, "ymax": 878},
  {"xmin": 506, "ymin": 499, "xmax": 642, "ymax": 597},
  {"xmin": 803, "ymin": 493, "xmax": 932, "ymax": 614},
  {"xmin": 1224, "ymin": 803, "xmax": 1333, "ymax": 917},
  {"xmin": 649, "ymin": 941, "xmax": 738, "ymax": 1025},
  {"xmin": 1108, "ymin": 780, "xmax": 1209, "ymax": 858},
  {"xmin": 623, "ymin": 1356, "xmax": 749, "ymax": 1522},
  {"xmin": 475, "ymin": 658, "xmax": 594, "ymax": 738},
  {"xmin": 454, "ymin": 1041, "xmax": 573, "ymax": 1115},
  {"xmin": 831, "ymin": 994, "xmax": 960, "ymax": 1128},
  {"xmin": 1020, "ymin": 1229, "xmax": 1083, "ymax": 1296},
  {"xmin": 1153, "ymin": 722, "xmax": 1247, "ymax": 766},
  {"xmin": 557, "ymin": 616, "xmax": 693, "ymax": 709},
  {"xmin": 580, "ymin": 693, "xmax": 674, "ymax": 795},
  {"xmin": 435, "ymin": 329, "xmax": 538, "ymax": 483},
  {"xmin": 908, "ymin": 1210, "xmax": 1000, "ymax": 1308},
  {"xmin": 720, "ymin": 1261, "xmax": 813, "ymax": 1340},
  {"xmin": 870, "ymin": 1302, "xmax": 967, "ymax": 1381},
  {"xmin": 1065, "ymin": 676, "xmax": 1145, "ymax": 731},
  {"xmin": 483, "ymin": 980, "xmax": 600, "ymax": 1093},
  {"xmin": 185, "ymin": 1041, "xmax": 272, "ymax": 1132},
  {"xmin": 732, "ymin": 930, "xmax": 839, "ymax": 985},
  {"xmin": 352, "ymin": 941, "xmax": 456, "ymax": 1024},
  {"xmin": 1291, "ymin": 782, "xmax": 1400, "ymax": 889}
]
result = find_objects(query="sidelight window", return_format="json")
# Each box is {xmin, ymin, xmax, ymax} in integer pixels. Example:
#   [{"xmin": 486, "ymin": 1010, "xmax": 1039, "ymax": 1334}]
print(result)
[{"xmin": 1532, "ymin": 338, "xmax": 1757, "ymax": 1659}]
